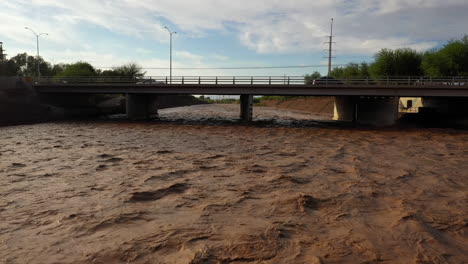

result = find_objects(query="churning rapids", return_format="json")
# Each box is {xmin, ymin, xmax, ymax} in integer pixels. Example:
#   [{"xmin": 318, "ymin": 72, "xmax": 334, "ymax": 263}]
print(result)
[{"xmin": 1, "ymin": 104, "xmax": 467, "ymax": 263}]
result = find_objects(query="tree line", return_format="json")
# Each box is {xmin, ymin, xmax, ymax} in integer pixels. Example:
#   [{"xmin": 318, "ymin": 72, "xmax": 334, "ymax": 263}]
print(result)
[
  {"xmin": 0, "ymin": 52, "xmax": 145, "ymax": 78},
  {"xmin": 2, "ymin": 35, "xmax": 467, "ymax": 80},
  {"xmin": 306, "ymin": 35, "xmax": 468, "ymax": 82}
]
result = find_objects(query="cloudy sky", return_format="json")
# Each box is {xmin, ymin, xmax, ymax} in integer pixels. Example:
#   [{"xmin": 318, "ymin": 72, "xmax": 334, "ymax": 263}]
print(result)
[{"xmin": 1, "ymin": 0, "xmax": 467, "ymax": 76}]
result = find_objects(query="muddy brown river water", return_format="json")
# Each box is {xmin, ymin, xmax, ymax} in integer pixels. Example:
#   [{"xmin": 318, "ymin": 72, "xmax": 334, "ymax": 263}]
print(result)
[{"xmin": 0, "ymin": 105, "xmax": 467, "ymax": 263}]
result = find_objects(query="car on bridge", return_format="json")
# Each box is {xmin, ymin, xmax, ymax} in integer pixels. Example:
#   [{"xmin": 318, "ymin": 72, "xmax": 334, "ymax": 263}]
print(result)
[
  {"xmin": 415, "ymin": 78, "xmax": 467, "ymax": 86},
  {"xmin": 136, "ymin": 79, "xmax": 166, "ymax": 84},
  {"xmin": 312, "ymin": 76, "xmax": 344, "ymax": 85}
]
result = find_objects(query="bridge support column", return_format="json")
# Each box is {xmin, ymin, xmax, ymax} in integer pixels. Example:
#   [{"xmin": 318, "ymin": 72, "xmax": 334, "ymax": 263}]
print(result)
[
  {"xmin": 334, "ymin": 96, "xmax": 399, "ymax": 126},
  {"xmin": 240, "ymin": 94, "xmax": 253, "ymax": 121},
  {"xmin": 126, "ymin": 94, "xmax": 158, "ymax": 120},
  {"xmin": 333, "ymin": 96, "xmax": 358, "ymax": 122}
]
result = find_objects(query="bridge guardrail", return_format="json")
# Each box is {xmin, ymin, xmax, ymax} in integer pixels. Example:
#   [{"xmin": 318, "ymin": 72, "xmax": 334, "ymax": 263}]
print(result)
[{"xmin": 34, "ymin": 76, "xmax": 468, "ymax": 87}]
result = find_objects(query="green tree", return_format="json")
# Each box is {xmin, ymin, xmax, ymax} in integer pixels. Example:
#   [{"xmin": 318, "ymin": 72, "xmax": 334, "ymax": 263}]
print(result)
[
  {"xmin": 0, "ymin": 56, "xmax": 22, "ymax": 76},
  {"xmin": 49, "ymin": 63, "xmax": 68, "ymax": 76},
  {"xmin": 57, "ymin": 62, "xmax": 98, "ymax": 77},
  {"xmin": 101, "ymin": 63, "xmax": 146, "ymax": 77},
  {"xmin": 6, "ymin": 53, "xmax": 54, "ymax": 77},
  {"xmin": 330, "ymin": 62, "xmax": 371, "ymax": 78},
  {"xmin": 359, "ymin": 62, "xmax": 370, "ymax": 77},
  {"xmin": 304, "ymin": 71, "xmax": 321, "ymax": 84},
  {"xmin": 369, "ymin": 48, "xmax": 423, "ymax": 77},
  {"xmin": 100, "ymin": 69, "xmax": 121, "ymax": 77},
  {"xmin": 422, "ymin": 36, "xmax": 468, "ymax": 76}
]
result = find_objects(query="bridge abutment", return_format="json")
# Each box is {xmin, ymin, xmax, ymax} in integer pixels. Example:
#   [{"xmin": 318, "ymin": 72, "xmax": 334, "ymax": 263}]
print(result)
[
  {"xmin": 126, "ymin": 94, "xmax": 158, "ymax": 120},
  {"xmin": 240, "ymin": 94, "xmax": 253, "ymax": 121},
  {"xmin": 334, "ymin": 96, "xmax": 399, "ymax": 126},
  {"xmin": 421, "ymin": 97, "xmax": 468, "ymax": 125},
  {"xmin": 421, "ymin": 97, "xmax": 468, "ymax": 116}
]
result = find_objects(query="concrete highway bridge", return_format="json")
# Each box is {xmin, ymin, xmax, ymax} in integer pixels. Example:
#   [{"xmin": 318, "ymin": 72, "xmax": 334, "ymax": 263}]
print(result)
[{"xmin": 34, "ymin": 76, "xmax": 468, "ymax": 126}]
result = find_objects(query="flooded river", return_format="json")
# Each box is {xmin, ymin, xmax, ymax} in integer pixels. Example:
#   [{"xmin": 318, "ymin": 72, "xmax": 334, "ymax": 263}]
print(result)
[{"xmin": 1, "ymin": 104, "xmax": 467, "ymax": 263}]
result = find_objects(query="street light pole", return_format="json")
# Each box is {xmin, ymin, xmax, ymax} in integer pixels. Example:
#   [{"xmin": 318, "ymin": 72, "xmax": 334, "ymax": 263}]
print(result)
[
  {"xmin": 164, "ymin": 26, "xmax": 176, "ymax": 84},
  {"xmin": 25, "ymin": 27, "xmax": 48, "ymax": 78}
]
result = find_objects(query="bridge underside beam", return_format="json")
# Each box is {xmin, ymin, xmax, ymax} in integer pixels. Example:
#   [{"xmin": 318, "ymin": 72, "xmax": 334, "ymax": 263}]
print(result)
[
  {"xmin": 240, "ymin": 94, "xmax": 253, "ymax": 121},
  {"xmin": 334, "ymin": 96, "xmax": 399, "ymax": 126},
  {"xmin": 126, "ymin": 94, "xmax": 158, "ymax": 120}
]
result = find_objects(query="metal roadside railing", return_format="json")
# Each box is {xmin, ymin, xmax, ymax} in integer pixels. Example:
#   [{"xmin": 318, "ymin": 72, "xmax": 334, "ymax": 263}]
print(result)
[{"xmin": 34, "ymin": 76, "xmax": 468, "ymax": 87}]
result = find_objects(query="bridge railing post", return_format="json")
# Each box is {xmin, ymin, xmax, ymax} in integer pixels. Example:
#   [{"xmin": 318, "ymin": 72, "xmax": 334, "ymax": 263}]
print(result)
[
  {"xmin": 182, "ymin": 76, "xmax": 185, "ymax": 84},
  {"xmin": 165, "ymin": 76, "xmax": 168, "ymax": 84},
  {"xmin": 198, "ymin": 76, "xmax": 201, "ymax": 85},
  {"xmin": 287, "ymin": 76, "xmax": 290, "ymax": 85},
  {"xmin": 251, "ymin": 76, "xmax": 253, "ymax": 85},
  {"xmin": 233, "ymin": 76, "xmax": 235, "ymax": 85},
  {"xmin": 269, "ymin": 76, "xmax": 271, "ymax": 85}
]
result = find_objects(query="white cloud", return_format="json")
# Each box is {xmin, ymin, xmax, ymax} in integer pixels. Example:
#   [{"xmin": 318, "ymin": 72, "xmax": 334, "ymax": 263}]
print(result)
[
  {"xmin": 212, "ymin": 54, "xmax": 230, "ymax": 61},
  {"xmin": 1, "ymin": 0, "xmax": 467, "ymax": 67}
]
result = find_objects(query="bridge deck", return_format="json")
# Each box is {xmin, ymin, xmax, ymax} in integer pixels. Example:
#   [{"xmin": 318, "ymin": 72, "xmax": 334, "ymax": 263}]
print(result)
[
  {"xmin": 34, "ymin": 83, "xmax": 468, "ymax": 97},
  {"xmin": 34, "ymin": 76, "xmax": 468, "ymax": 97}
]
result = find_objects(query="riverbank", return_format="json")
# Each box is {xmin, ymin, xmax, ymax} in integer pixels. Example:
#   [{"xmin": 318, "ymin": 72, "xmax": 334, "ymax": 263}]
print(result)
[
  {"xmin": 1, "ymin": 104, "xmax": 467, "ymax": 263},
  {"xmin": 0, "ymin": 75, "xmax": 206, "ymax": 127}
]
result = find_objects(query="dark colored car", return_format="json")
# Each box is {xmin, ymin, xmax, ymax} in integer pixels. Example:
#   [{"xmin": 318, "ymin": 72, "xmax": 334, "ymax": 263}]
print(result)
[
  {"xmin": 136, "ymin": 79, "xmax": 166, "ymax": 84},
  {"xmin": 312, "ymin": 76, "xmax": 344, "ymax": 85}
]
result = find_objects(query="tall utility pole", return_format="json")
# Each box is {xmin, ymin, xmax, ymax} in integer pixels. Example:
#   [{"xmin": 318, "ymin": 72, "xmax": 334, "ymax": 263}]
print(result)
[
  {"xmin": 25, "ymin": 27, "xmax": 48, "ymax": 78},
  {"xmin": 164, "ymin": 26, "xmax": 177, "ymax": 84},
  {"xmin": 325, "ymin": 18, "xmax": 335, "ymax": 76}
]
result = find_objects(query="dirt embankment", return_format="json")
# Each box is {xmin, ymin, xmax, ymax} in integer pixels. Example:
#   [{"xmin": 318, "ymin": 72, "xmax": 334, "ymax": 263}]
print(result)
[
  {"xmin": 258, "ymin": 97, "xmax": 334, "ymax": 116},
  {"xmin": 0, "ymin": 77, "xmax": 64, "ymax": 126},
  {"xmin": 0, "ymin": 77, "xmax": 207, "ymax": 126}
]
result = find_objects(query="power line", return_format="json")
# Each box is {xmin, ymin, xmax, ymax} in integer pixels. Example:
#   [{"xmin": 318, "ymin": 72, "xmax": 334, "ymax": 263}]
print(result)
[{"xmin": 95, "ymin": 64, "xmax": 347, "ymax": 70}]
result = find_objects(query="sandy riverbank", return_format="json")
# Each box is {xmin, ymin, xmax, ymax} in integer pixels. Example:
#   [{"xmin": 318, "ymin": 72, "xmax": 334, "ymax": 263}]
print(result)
[{"xmin": 0, "ymin": 104, "xmax": 467, "ymax": 263}]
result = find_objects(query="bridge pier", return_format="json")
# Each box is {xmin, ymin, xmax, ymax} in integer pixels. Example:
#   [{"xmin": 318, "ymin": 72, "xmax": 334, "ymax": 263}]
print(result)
[
  {"xmin": 126, "ymin": 94, "xmax": 158, "ymax": 120},
  {"xmin": 240, "ymin": 94, "xmax": 253, "ymax": 121},
  {"xmin": 334, "ymin": 96, "xmax": 399, "ymax": 126},
  {"xmin": 333, "ymin": 96, "xmax": 358, "ymax": 122}
]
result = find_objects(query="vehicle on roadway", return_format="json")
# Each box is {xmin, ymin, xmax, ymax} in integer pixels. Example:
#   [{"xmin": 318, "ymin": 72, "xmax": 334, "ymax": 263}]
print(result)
[
  {"xmin": 312, "ymin": 76, "xmax": 344, "ymax": 85},
  {"xmin": 136, "ymin": 79, "xmax": 166, "ymax": 84}
]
